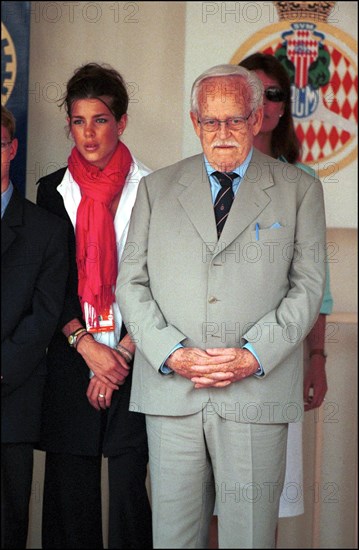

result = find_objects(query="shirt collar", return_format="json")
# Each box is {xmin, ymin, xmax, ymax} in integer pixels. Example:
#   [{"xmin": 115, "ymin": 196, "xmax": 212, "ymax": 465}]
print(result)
[
  {"xmin": 204, "ymin": 147, "xmax": 253, "ymax": 179},
  {"xmin": 1, "ymin": 181, "xmax": 14, "ymax": 218}
]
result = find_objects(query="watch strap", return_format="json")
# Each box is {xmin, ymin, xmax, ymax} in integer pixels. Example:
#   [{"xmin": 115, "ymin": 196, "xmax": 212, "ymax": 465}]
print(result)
[
  {"xmin": 68, "ymin": 327, "xmax": 87, "ymax": 347},
  {"xmin": 74, "ymin": 330, "xmax": 92, "ymax": 349}
]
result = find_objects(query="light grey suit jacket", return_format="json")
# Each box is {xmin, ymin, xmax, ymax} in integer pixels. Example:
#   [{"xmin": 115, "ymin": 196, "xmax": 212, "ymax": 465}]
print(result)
[{"xmin": 117, "ymin": 149, "xmax": 326, "ymax": 423}]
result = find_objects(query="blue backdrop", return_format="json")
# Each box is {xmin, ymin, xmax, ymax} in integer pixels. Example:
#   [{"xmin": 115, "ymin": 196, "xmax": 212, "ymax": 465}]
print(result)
[{"xmin": 2, "ymin": 1, "xmax": 30, "ymax": 196}]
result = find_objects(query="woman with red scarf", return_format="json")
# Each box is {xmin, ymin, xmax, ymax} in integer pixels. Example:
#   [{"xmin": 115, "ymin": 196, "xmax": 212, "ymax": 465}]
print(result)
[{"xmin": 36, "ymin": 63, "xmax": 152, "ymax": 549}]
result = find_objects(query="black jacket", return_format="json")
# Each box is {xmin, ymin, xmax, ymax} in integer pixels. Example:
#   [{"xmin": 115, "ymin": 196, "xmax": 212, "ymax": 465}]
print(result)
[
  {"xmin": 36, "ymin": 169, "xmax": 146, "ymax": 456},
  {"xmin": 1, "ymin": 186, "xmax": 68, "ymax": 442}
]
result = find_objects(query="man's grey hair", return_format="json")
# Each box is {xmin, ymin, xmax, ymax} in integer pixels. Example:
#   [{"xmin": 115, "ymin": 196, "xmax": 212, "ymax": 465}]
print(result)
[{"xmin": 190, "ymin": 64, "xmax": 264, "ymax": 114}]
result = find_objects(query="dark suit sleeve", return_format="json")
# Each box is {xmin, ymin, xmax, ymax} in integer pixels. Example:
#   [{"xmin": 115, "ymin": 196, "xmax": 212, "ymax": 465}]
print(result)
[
  {"xmin": 1, "ymin": 217, "xmax": 69, "ymax": 396},
  {"xmin": 37, "ymin": 172, "xmax": 83, "ymax": 327}
]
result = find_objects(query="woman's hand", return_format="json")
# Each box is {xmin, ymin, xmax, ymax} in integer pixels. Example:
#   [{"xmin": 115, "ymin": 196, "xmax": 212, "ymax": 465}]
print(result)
[
  {"xmin": 86, "ymin": 375, "xmax": 115, "ymax": 410},
  {"xmin": 77, "ymin": 335, "xmax": 130, "ymax": 389}
]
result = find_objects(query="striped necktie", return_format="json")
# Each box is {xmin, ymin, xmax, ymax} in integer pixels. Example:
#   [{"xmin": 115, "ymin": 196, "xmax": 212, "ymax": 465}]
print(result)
[{"xmin": 213, "ymin": 171, "xmax": 238, "ymax": 237}]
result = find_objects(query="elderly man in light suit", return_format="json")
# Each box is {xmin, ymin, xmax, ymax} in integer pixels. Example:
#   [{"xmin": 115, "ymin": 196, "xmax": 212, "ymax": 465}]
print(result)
[{"xmin": 117, "ymin": 65, "xmax": 326, "ymax": 549}]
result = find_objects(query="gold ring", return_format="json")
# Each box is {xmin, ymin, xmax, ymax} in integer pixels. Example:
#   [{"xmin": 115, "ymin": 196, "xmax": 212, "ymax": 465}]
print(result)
[{"xmin": 98, "ymin": 393, "xmax": 105, "ymax": 398}]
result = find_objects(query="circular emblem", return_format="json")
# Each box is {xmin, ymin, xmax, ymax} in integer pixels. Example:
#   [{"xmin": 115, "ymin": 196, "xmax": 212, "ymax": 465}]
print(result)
[
  {"xmin": 1, "ymin": 22, "xmax": 17, "ymax": 105},
  {"xmin": 230, "ymin": 20, "xmax": 357, "ymax": 178}
]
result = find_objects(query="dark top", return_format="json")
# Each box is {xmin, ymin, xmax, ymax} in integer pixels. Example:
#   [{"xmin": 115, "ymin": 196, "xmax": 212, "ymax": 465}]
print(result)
[{"xmin": 36, "ymin": 169, "xmax": 146, "ymax": 456}]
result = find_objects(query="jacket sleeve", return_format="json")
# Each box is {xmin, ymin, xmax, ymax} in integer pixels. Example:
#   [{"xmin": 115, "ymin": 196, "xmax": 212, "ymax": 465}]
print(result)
[
  {"xmin": 116, "ymin": 176, "xmax": 187, "ymax": 370},
  {"xmin": 243, "ymin": 175, "xmax": 327, "ymax": 375},
  {"xmin": 1, "ymin": 218, "xmax": 69, "ymax": 395},
  {"xmin": 36, "ymin": 174, "xmax": 83, "ymax": 327}
]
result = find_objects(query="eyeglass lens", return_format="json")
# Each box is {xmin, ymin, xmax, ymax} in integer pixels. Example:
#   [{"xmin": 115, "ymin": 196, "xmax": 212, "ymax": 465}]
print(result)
[{"xmin": 1, "ymin": 141, "xmax": 12, "ymax": 149}]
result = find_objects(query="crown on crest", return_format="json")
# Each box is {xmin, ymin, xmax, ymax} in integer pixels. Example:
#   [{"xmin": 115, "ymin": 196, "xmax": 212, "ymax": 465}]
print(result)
[{"xmin": 274, "ymin": 1, "xmax": 335, "ymax": 22}]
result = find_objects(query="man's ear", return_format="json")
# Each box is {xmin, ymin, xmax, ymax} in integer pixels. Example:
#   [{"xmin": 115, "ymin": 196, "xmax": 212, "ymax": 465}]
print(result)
[
  {"xmin": 190, "ymin": 111, "xmax": 201, "ymax": 138},
  {"xmin": 251, "ymin": 107, "xmax": 264, "ymax": 137},
  {"xmin": 9, "ymin": 138, "xmax": 18, "ymax": 161}
]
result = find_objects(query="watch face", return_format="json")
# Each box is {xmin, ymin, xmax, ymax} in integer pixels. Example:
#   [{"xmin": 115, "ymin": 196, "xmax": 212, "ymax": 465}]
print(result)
[{"xmin": 69, "ymin": 329, "xmax": 86, "ymax": 346}]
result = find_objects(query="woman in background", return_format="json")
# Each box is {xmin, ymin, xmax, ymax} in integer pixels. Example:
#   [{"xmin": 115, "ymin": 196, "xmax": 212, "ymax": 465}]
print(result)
[{"xmin": 239, "ymin": 51, "xmax": 333, "ymax": 524}]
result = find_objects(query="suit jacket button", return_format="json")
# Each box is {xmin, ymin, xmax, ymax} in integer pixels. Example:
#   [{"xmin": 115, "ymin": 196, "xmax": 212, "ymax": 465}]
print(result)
[{"xmin": 208, "ymin": 296, "xmax": 218, "ymax": 304}]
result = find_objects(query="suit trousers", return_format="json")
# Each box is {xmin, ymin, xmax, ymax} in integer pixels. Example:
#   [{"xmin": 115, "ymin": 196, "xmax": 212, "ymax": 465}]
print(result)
[
  {"xmin": 108, "ymin": 451, "xmax": 152, "ymax": 548},
  {"xmin": 42, "ymin": 449, "xmax": 152, "ymax": 549},
  {"xmin": 42, "ymin": 453, "xmax": 103, "ymax": 549},
  {"xmin": 1, "ymin": 443, "xmax": 34, "ymax": 549},
  {"xmin": 146, "ymin": 403, "xmax": 288, "ymax": 549}
]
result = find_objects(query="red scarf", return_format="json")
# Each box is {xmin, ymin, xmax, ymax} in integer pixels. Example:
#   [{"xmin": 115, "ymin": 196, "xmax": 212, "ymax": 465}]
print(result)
[{"xmin": 68, "ymin": 141, "xmax": 132, "ymax": 325}]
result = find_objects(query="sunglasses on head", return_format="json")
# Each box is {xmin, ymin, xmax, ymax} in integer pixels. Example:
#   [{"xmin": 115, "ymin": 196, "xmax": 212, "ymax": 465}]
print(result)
[{"xmin": 264, "ymin": 87, "xmax": 287, "ymax": 102}]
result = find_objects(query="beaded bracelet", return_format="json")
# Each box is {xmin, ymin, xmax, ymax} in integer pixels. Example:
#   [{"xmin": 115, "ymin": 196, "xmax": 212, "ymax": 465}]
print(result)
[
  {"xmin": 74, "ymin": 330, "xmax": 93, "ymax": 350},
  {"xmin": 116, "ymin": 343, "xmax": 133, "ymax": 364}
]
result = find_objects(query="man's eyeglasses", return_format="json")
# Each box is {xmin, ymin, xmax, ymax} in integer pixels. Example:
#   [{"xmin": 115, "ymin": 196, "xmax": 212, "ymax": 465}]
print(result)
[
  {"xmin": 264, "ymin": 87, "xmax": 287, "ymax": 103},
  {"xmin": 197, "ymin": 111, "xmax": 253, "ymax": 132},
  {"xmin": 1, "ymin": 141, "xmax": 13, "ymax": 150}
]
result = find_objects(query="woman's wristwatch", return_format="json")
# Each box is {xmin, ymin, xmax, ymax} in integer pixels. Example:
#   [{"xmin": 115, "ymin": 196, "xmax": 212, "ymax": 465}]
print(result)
[{"xmin": 68, "ymin": 327, "xmax": 88, "ymax": 348}]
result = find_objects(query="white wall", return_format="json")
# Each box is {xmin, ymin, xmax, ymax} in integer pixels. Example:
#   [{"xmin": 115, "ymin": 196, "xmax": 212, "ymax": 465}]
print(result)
[{"xmin": 27, "ymin": 1, "xmax": 186, "ymax": 202}]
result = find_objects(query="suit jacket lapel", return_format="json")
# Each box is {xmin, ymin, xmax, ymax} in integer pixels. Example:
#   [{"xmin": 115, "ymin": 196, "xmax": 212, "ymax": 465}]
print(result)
[
  {"xmin": 217, "ymin": 149, "xmax": 274, "ymax": 249},
  {"xmin": 175, "ymin": 151, "xmax": 276, "ymax": 249},
  {"xmin": 177, "ymin": 155, "xmax": 218, "ymax": 244},
  {"xmin": 1, "ymin": 190, "xmax": 23, "ymax": 257}
]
